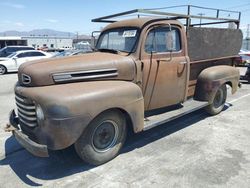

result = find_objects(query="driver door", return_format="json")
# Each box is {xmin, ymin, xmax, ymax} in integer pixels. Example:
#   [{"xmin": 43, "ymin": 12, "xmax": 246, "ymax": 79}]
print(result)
[{"xmin": 141, "ymin": 24, "xmax": 188, "ymax": 110}]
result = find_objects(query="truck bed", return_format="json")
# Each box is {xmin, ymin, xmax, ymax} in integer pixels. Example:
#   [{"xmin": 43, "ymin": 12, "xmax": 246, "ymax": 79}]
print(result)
[{"xmin": 187, "ymin": 27, "xmax": 243, "ymax": 62}]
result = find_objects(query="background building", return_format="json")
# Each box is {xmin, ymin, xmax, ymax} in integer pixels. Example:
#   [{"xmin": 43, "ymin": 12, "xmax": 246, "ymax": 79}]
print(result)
[
  {"xmin": 0, "ymin": 37, "xmax": 27, "ymax": 48},
  {"xmin": 23, "ymin": 36, "xmax": 73, "ymax": 49}
]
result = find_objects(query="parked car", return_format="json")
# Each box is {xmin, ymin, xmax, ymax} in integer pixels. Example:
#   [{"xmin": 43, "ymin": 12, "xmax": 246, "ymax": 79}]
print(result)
[
  {"xmin": 245, "ymin": 63, "xmax": 250, "ymax": 83},
  {"xmin": 70, "ymin": 49, "xmax": 93, "ymax": 56},
  {"xmin": 0, "ymin": 46, "xmax": 35, "ymax": 57},
  {"xmin": 44, "ymin": 48, "xmax": 65, "ymax": 53},
  {"xmin": 239, "ymin": 49, "xmax": 250, "ymax": 56},
  {"xmin": 51, "ymin": 50, "xmax": 74, "ymax": 58},
  {"xmin": 51, "ymin": 49, "xmax": 92, "ymax": 58},
  {"xmin": 234, "ymin": 55, "xmax": 250, "ymax": 66},
  {"xmin": 0, "ymin": 50, "xmax": 52, "ymax": 75},
  {"xmin": 241, "ymin": 63, "xmax": 250, "ymax": 83}
]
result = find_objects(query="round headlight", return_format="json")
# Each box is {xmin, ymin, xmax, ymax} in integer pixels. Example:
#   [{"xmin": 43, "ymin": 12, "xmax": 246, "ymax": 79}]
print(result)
[{"xmin": 36, "ymin": 104, "xmax": 44, "ymax": 123}]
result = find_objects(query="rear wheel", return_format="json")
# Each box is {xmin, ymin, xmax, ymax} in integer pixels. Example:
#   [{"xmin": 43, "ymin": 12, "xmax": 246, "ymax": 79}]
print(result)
[
  {"xmin": 74, "ymin": 110, "xmax": 127, "ymax": 165},
  {"xmin": 205, "ymin": 84, "xmax": 227, "ymax": 115},
  {"xmin": 0, "ymin": 65, "xmax": 7, "ymax": 75}
]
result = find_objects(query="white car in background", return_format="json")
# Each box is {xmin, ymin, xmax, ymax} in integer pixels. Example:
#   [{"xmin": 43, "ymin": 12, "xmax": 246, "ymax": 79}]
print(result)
[
  {"xmin": 239, "ymin": 49, "xmax": 250, "ymax": 56},
  {"xmin": 0, "ymin": 50, "xmax": 52, "ymax": 75}
]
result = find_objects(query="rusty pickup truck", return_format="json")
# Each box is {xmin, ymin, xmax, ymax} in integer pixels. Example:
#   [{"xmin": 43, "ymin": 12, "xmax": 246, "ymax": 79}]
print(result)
[{"xmin": 6, "ymin": 6, "xmax": 243, "ymax": 165}]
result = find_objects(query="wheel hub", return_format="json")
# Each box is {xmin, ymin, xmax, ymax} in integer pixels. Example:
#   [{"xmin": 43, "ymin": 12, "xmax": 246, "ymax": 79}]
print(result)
[
  {"xmin": 92, "ymin": 120, "xmax": 119, "ymax": 152},
  {"xmin": 0, "ymin": 67, "xmax": 5, "ymax": 74}
]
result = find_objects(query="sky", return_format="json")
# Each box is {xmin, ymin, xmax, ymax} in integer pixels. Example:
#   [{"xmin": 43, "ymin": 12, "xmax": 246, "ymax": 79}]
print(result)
[{"xmin": 0, "ymin": 0, "xmax": 249, "ymax": 37}]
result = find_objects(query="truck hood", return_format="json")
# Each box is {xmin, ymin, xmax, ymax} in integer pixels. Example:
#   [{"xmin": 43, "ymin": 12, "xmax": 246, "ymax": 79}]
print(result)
[{"xmin": 18, "ymin": 52, "xmax": 136, "ymax": 87}]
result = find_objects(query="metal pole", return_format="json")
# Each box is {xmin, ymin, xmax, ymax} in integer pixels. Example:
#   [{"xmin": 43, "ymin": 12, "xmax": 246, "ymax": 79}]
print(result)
[
  {"xmin": 198, "ymin": 13, "xmax": 205, "ymax": 27},
  {"xmin": 216, "ymin": 10, "xmax": 220, "ymax": 18},
  {"xmin": 237, "ymin": 12, "xmax": 241, "ymax": 29},
  {"xmin": 186, "ymin": 5, "xmax": 191, "ymax": 28}
]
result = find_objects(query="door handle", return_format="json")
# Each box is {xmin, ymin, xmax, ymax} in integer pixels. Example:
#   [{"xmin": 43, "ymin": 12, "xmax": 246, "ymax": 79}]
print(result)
[{"xmin": 179, "ymin": 61, "xmax": 187, "ymax": 65}]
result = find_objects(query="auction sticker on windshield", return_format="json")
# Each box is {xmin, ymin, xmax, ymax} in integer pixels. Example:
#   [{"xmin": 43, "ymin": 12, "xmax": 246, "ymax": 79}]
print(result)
[{"xmin": 123, "ymin": 30, "xmax": 137, "ymax": 37}]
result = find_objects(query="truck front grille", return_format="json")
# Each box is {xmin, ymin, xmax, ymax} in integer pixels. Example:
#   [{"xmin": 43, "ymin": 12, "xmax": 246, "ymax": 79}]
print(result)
[{"xmin": 15, "ymin": 94, "xmax": 37, "ymax": 127}]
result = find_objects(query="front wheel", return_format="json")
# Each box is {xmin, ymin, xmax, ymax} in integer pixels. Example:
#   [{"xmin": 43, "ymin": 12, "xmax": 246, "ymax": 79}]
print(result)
[
  {"xmin": 74, "ymin": 110, "xmax": 127, "ymax": 165},
  {"xmin": 0, "ymin": 65, "xmax": 7, "ymax": 75},
  {"xmin": 205, "ymin": 84, "xmax": 227, "ymax": 115}
]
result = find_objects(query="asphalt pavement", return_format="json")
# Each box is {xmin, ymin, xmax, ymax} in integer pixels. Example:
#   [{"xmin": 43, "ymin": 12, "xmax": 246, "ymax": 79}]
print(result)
[{"xmin": 0, "ymin": 68, "xmax": 249, "ymax": 188}]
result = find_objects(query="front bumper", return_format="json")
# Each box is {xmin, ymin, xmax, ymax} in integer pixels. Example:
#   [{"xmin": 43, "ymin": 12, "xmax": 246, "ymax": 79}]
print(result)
[{"xmin": 6, "ymin": 109, "xmax": 49, "ymax": 157}]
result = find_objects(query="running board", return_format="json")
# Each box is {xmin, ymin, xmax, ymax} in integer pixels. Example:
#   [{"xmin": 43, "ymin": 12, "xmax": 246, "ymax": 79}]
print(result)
[{"xmin": 143, "ymin": 99, "xmax": 208, "ymax": 131}]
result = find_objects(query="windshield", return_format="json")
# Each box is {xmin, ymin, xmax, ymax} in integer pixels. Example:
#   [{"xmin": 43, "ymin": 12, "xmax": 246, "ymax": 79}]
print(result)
[
  {"xmin": 0, "ymin": 47, "xmax": 6, "ymax": 55},
  {"xmin": 96, "ymin": 27, "xmax": 139, "ymax": 53},
  {"xmin": 7, "ymin": 52, "xmax": 17, "ymax": 58}
]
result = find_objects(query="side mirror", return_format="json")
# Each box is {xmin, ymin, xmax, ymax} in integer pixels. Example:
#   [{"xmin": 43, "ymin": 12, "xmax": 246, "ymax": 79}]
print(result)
[{"xmin": 91, "ymin": 31, "xmax": 101, "ymax": 50}]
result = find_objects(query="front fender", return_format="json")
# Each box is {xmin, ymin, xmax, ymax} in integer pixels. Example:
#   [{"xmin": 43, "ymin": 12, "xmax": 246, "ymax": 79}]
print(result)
[
  {"xmin": 194, "ymin": 65, "xmax": 240, "ymax": 103},
  {"xmin": 15, "ymin": 81, "xmax": 144, "ymax": 149}
]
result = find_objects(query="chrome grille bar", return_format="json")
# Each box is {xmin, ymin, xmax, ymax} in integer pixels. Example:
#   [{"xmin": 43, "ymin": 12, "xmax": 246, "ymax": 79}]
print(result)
[
  {"xmin": 16, "ymin": 101, "xmax": 36, "ymax": 110},
  {"xmin": 18, "ymin": 112, "xmax": 37, "ymax": 121},
  {"xmin": 18, "ymin": 107, "xmax": 36, "ymax": 116},
  {"xmin": 19, "ymin": 118, "xmax": 37, "ymax": 127},
  {"xmin": 15, "ymin": 95, "xmax": 25, "ymax": 103},
  {"xmin": 15, "ymin": 93, "xmax": 37, "ymax": 128}
]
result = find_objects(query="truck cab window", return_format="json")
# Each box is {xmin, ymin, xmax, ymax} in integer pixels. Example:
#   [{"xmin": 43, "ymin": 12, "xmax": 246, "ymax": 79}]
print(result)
[{"xmin": 145, "ymin": 27, "xmax": 181, "ymax": 53}]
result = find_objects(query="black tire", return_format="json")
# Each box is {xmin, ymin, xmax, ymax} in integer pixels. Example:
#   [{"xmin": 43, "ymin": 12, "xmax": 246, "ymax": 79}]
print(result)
[
  {"xmin": 205, "ymin": 84, "xmax": 227, "ymax": 115},
  {"xmin": 0, "ymin": 65, "xmax": 7, "ymax": 75},
  {"xmin": 74, "ymin": 110, "xmax": 127, "ymax": 165}
]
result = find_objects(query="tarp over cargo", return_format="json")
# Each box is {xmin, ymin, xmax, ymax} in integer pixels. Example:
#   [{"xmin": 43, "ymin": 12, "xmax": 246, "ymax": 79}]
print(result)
[{"xmin": 187, "ymin": 27, "xmax": 243, "ymax": 62}]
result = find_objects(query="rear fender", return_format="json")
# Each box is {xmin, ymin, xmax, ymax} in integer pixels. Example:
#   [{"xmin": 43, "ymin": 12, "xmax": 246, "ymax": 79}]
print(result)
[{"xmin": 194, "ymin": 65, "xmax": 240, "ymax": 103}]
